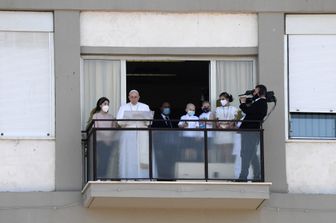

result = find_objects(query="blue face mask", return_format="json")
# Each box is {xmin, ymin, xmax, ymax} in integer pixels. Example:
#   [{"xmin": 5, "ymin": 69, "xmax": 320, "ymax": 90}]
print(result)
[
  {"xmin": 187, "ymin": 110, "xmax": 195, "ymax": 116},
  {"xmin": 162, "ymin": 107, "xmax": 170, "ymax": 115}
]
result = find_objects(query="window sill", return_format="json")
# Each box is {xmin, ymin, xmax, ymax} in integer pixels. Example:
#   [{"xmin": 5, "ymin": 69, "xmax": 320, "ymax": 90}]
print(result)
[{"xmin": 286, "ymin": 139, "xmax": 336, "ymax": 143}]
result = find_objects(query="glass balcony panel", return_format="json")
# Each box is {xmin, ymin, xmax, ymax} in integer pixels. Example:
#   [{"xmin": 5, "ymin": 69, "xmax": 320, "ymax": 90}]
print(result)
[
  {"xmin": 207, "ymin": 131, "xmax": 261, "ymax": 181},
  {"xmin": 95, "ymin": 130, "xmax": 119, "ymax": 179},
  {"xmin": 95, "ymin": 130, "xmax": 150, "ymax": 179},
  {"xmin": 152, "ymin": 130, "xmax": 205, "ymax": 179},
  {"xmin": 207, "ymin": 130, "xmax": 238, "ymax": 180},
  {"xmin": 85, "ymin": 125, "xmax": 263, "ymax": 182}
]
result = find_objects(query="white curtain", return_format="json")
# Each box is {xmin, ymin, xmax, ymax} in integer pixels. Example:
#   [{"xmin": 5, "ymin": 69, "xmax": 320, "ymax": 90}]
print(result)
[
  {"xmin": 82, "ymin": 60, "xmax": 121, "ymax": 129},
  {"xmin": 216, "ymin": 60, "xmax": 255, "ymax": 108}
]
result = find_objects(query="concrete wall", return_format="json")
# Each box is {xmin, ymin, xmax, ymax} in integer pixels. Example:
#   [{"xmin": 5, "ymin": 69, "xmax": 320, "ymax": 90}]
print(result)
[
  {"xmin": 80, "ymin": 12, "xmax": 258, "ymax": 47},
  {"xmin": 2, "ymin": 10, "xmax": 336, "ymax": 194},
  {"xmin": 1, "ymin": 0, "xmax": 336, "ymax": 12},
  {"xmin": 0, "ymin": 140, "xmax": 54, "ymax": 192},
  {"xmin": 54, "ymin": 11, "xmax": 82, "ymax": 191},
  {"xmin": 0, "ymin": 192, "xmax": 336, "ymax": 223},
  {"xmin": 287, "ymin": 141, "xmax": 336, "ymax": 194},
  {"xmin": 0, "ymin": 0, "xmax": 336, "ymax": 222},
  {"xmin": 258, "ymin": 13, "xmax": 288, "ymax": 193}
]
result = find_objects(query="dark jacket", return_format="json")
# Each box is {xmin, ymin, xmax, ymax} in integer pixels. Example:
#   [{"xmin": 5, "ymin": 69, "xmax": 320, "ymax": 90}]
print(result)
[
  {"xmin": 151, "ymin": 112, "xmax": 176, "ymax": 128},
  {"xmin": 239, "ymin": 98, "xmax": 267, "ymax": 129}
]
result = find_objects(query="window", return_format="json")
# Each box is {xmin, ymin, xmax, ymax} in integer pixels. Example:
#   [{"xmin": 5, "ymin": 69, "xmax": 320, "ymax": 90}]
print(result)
[
  {"xmin": 215, "ymin": 60, "xmax": 255, "ymax": 108},
  {"xmin": 288, "ymin": 35, "xmax": 336, "ymax": 139},
  {"xmin": 81, "ymin": 59, "xmax": 121, "ymax": 130},
  {"xmin": 290, "ymin": 113, "xmax": 336, "ymax": 139},
  {"xmin": 0, "ymin": 12, "xmax": 54, "ymax": 137},
  {"xmin": 80, "ymin": 57, "xmax": 256, "ymax": 129}
]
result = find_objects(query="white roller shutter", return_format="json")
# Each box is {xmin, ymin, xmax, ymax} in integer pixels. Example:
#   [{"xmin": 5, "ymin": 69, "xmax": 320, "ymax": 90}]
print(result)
[{"xmin": 288, "ymin": 35, "xmax": 336, "ymax": 113}]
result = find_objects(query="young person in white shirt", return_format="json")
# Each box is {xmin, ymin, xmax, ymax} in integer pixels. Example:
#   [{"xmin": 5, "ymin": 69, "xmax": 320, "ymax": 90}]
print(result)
[
  {"xmin": 178, "ymin": 103, "xmax": 202, "ymax": 162},
  {"xmin": 199, "ymin": 101, "xmax": 215, "ymax": 129}
]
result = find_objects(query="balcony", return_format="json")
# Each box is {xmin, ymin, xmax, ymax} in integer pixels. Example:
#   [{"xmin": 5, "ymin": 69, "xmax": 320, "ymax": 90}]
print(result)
[{"xmin": 81, "ymin": 119, "xmax": 271, "ymax": 209}]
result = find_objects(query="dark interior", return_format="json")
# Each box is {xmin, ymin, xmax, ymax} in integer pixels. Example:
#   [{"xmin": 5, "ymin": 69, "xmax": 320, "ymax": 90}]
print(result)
[{"xmin": 126, "ymin": 61, "xmax": 210, "ymax": 119}]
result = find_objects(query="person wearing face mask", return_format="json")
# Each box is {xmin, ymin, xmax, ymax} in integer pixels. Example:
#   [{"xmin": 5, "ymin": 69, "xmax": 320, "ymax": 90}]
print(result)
[
  {"xmin": 152, "ymin": 102, "xmax": 176, "ymax": 128},
  {"xmin": 215, "ymin": 92, "xmax": 239, "ymax": 129},
  {"xmin": 199, "ymin": 101, "xmax": 215, "ymax": 129},
  {"xmin": 178, "ymin": 103, "xmax": 199, "ymax": 129},
  {"xmin": 198, "ymin": 101, "xmax": 219, "ymax": 164},
  {"xmin": 152, "ymin": 102, "xmax": 177, "ymax": 179},
  {"xmin": 213, "ymin": 92, "xmax": 239, "ymax": 164},
  {"xmin": 178, "ymin": 103, "xmax": 202, "ymax": 161},
  {"xmin": 238, "ymin": 84, "xmax": 268, "ymax": 181},
  {"xmin": 88, "ymin": 97, "xmax": 117, "ymax": 179}
]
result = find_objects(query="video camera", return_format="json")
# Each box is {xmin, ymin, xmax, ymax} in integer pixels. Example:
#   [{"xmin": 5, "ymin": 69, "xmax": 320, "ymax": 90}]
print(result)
[
  {"xmin": 239, "ymin": 89, "xmax": 277, "ymax": 122},
  {"xmin": 239, "ymin": 89, "xmax": 277, "ymax": 103}
]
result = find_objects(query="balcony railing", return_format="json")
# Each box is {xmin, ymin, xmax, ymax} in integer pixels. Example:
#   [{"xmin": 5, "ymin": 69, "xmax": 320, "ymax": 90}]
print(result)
[{"xmin": 82, "ymin": 119, "xmax": 264, "ymax": 183}]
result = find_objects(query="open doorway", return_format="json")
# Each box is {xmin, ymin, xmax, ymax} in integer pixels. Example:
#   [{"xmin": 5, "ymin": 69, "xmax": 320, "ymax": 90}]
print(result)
[{"xmin": 126, "ymin": 61, "xmax": 210, "ymax": 119}]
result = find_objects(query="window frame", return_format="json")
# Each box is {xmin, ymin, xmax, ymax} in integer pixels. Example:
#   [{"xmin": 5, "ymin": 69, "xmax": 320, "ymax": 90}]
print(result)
[
  {"xmin": 80, "ymin": 55, "xmax": 257, "ymax": 129},
  {"xmin": 285, "ymin": 34, "xmax": 336, "ymax": 141}
]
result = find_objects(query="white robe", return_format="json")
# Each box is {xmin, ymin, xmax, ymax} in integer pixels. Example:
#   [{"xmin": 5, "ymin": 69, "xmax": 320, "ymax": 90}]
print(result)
[{"xmin": 116, "ymin": 102, "xmax": 150, "ymax": 179}]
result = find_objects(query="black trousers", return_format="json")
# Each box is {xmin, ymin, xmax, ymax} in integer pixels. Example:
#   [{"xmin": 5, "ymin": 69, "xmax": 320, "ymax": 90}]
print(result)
[
  {"xmin": 153, "ymin": 133, "xmax": 177, "ymax": 179},
  {"xmin": 239, "ymin": 132, "xmax": 260, "ymax": 180}
]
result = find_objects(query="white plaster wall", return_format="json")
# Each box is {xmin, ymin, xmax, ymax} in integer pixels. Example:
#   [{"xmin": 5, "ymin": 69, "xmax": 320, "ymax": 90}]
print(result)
[
  {"xmin": 0, "ymin": 140, "xmax": 55, "ymax": 192},
  {"xmin": 286, "ymin": 14, "xmax": 336, "ymax": 34},
  {"xmin": 0, "ymin": 11, "xmax": 53, "ymax": 32},
  {"xmin": 80, "ymin": 12, "xmax": 258, "ymax": 47},
  {"xmin": 286, "ymin": 142, "xmax": 336, "ymax": 194}
]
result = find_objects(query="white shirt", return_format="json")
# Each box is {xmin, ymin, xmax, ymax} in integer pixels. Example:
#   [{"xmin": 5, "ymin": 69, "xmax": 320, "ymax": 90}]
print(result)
[
  {"xmin": 178, "ymin": 114, "xmax": 199, "ymax": 128},
  {"xmin": 199, "ymin": 111, "xmax": 214, "ymax": 129},
  {"xmin": 178, "ymin": 114, "xmax": 200, "ymax": 137}
]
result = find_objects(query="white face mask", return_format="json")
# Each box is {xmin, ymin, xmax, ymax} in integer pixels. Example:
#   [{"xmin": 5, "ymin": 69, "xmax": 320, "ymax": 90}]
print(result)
[
  {"xmin": 220, "ymin": 99, "xmax": 228, "ymax": 107},
  {"xmin": 102, "ymin": 105, "xmax": 109, "ymax": 113}
]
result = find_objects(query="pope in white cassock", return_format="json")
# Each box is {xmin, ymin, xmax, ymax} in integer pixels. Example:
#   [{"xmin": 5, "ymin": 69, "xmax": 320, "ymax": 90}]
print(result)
[{"xmin": 116, "ymin": 90, "xmax": 151, "ymax": 179}]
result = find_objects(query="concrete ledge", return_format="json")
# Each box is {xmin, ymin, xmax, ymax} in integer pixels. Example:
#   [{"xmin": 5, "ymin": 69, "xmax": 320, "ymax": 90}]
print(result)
[
  {"xmin": 81, "ymin": 46, "xmax": 258, "ymax": 56},
  {"xmin": 82, "ymin": 181, "xmax": 271, "ymax": 209},
  {"xmin": 0, "ymin": 192, "xmax": 81, "ymax": 208},
  {"xmin": 1, "ymin": 0, "xmax": 336, "ymax": 12}
]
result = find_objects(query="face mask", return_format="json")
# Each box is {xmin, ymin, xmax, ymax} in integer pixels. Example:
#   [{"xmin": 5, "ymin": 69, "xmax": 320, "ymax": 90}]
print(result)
[
  {"xmin": 220, "ymin": 99, "xmax": 228, "ymax": 107},
  {"xmin": 187, "ymin": 110, "xmax": 195, "ymax": 116},
  {"xmin": 102, "ymin": 105, "xmax": 109, "ymax": 113},
  {"xmin": 202, "ymin": 107, "xmax": 210, "ymax": 113},
  {"xmin": 162, "ymin": 108, "xmax": 170, "ymax": 115}
]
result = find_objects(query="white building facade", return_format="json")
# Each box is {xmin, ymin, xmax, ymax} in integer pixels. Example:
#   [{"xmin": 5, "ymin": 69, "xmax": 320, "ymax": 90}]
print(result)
[{"xmin": 0, "ymin": 1, "xmax": 336, "ymax": 222}]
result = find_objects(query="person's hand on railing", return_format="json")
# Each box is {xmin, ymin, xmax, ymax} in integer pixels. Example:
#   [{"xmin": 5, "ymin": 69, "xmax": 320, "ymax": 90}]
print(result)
[{"xmin": 179, "ymin": 122, "xmax": 188, "ymax": 128}]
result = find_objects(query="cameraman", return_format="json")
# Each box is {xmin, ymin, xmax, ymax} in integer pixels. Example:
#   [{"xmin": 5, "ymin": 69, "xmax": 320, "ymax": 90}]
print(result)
[{"xmin": 238, "ymin": 84, "xmax": 268, "ymax": 180}]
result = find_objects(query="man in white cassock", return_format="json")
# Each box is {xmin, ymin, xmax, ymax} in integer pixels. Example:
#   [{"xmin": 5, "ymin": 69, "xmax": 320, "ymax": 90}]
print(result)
[{"xmin": 117, "ymin": 90, "xmax": 151, "ymax": 179}]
